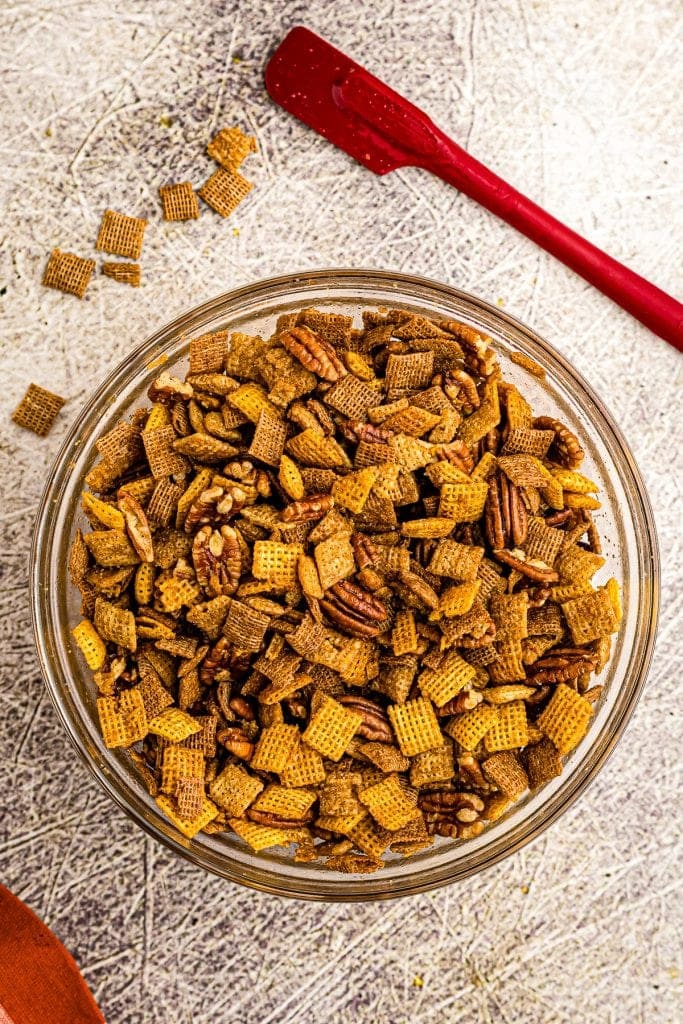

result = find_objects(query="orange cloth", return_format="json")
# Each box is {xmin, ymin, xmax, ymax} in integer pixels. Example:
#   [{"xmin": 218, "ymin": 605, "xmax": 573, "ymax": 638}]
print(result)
[{"xmin": 0, "ymin": 885, "xmax": 104, "ymax": 1024}]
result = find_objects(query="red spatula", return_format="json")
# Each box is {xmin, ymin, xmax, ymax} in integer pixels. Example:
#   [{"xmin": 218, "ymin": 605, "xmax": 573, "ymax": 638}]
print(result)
[
  {"xmin": 265, "ymin": 26, "xmax": 683, "ymax": 352},
  {"xmin": 0, "ymin": 885, "xmax": 105, "ymax": 1024}
]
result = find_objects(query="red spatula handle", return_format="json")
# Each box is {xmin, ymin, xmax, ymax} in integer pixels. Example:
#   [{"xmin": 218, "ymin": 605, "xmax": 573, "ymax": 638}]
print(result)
[
  {"xmin": 336, "ymin": 63, "xmax": 683, "ymax": 351},
  {"xmin": 427, "ymin": 133, "xmax": 683, "ymax": 350}
]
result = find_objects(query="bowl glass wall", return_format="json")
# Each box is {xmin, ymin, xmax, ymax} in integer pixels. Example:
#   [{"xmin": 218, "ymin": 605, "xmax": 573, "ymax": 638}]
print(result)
[{"xmin": 31, "ymin": 270, "xmax": 659, "ymax": 900}]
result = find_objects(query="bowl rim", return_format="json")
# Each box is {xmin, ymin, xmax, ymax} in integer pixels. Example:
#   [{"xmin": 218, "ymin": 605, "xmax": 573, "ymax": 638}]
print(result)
[{"xmin": 30, "ymin": 268, "xmax": 660, "ymax": 900}]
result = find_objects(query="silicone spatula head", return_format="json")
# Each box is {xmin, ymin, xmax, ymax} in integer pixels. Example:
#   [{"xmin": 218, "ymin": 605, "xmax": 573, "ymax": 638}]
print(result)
[{"xmin": 265, "ymin": 26, "xmax": 440, "ymax": 174}]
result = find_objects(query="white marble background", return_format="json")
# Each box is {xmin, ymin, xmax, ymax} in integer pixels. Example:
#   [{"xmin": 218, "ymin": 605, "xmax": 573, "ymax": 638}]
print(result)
[{"xmin": 1, "ymin": 1, "xmax": 681, "ymax": 1021}]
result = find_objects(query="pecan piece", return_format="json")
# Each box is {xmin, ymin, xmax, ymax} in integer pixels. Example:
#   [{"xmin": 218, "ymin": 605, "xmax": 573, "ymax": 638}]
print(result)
[
  {"xmin": 218, "ymin": 725, "xmax": 255, "ymax": 761},
  {"xmin": 118, "ymin": 493, "xmax": 154, "ymax": 562},
  {"xmin": 493, "ymin": 548, "xmax": 559, "ymax": 582},
  {"xmin": 281, "ymin": 493, "xmax": 334, "ymax": 523},
  {"xmin": 437, "ymin": 689, "xmax": 482, "ymax": 716},
  {"xmin": 147, "ymin": 371, "xmax": 193, "ymax": 404},
  {"xmin": 440, "ymin": 369, "xmax": 480, "ymax": 412},
  {"xmin": 192, "ymin": 525, "xmax": 241, "ymax": 596},
  {"xmin": 184, "ymin": 485, "xmax": 245, "ymax": 532},
  {"xmin": 533, "ymin": 416, "xmax": 584, "ymax": 469},
  {"xmin": 320, "ymin": 580, "xmax": 388, "ymax": 638},
  {"xmin": 339, "ymin": 419, "xmax": 394, "ymax": 444},
  {"xmin": 338, "ymin": 695, "xmax": 393, "ymax": 743},
  {"xmin": 280, "ymin": 326, "xmax": 347, "ymax": 382},
  {"xmin": 247, "ymin": 808, "xmax": 314, "ymax": 828},
  {"xmin": 351, "ymin": 532, "xmax": 379, "ymax": 570}
]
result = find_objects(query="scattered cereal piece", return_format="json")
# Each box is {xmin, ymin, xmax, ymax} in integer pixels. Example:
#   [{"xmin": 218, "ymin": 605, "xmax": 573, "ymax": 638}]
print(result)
[
  {"xmin": 159, "ymin": 181, "xmax": 200, "ymax": 222},
  {"xmin": 207, "ymin": 126, "xmax": 257, "ymax": 171},
  {"xmin": 96, "ymin": 209, "xmax": 147, "ymax": 260},
  {"xmin": 199, "ymin": 167, "xmax": 252, "ymax": 217},
  {"xmin": 12, "ymin": 383, "xmax": 65, "ymax": 436},
  {"xmin": 102, "ymin": 261, "xmax": 141, "ymax": 287},
  {"xmin": 42, "ymin": 249, "xmax": 95, "ymax": 298}
]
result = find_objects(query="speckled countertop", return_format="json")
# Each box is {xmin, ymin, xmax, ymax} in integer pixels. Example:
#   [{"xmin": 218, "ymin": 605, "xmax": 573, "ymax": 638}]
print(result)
[{"xmin": 1, "ymin": 2, "xmax": 681, "ymax": 1022}]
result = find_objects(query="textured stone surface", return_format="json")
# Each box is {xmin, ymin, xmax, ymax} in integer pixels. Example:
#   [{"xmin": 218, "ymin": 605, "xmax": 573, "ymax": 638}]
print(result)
[{"xmin": 1, "ymin": 2, "xmax": 681, "ymax": 1022}]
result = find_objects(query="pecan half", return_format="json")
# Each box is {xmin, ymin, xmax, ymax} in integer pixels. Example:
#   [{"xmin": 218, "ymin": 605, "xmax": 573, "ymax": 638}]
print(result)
[
  {"xmin": 493, "ymin": 548, "xmax": 559, "ymax": 582},
  {"xmin": 192, "ymin": 525, "xmax": 241, "ymax": 596},
  {"xmin": 533, "ymin": 416, "xmax": 584, "ymax": 469},
  {"xmin": 247, "ymin": 809, "xmax": 314, "ymax": 828},
  {"xmin": 351, "ymin": 532, "xmax": 379, "ymax": 570},
  {"xmin": 486, "ymin": 472, "xmax": 527, "ymax": 549},
  {"xmin": 281, "ymin": 493, "xmax": 334, "ymax": 523},
  {"xmin": 118, "ymin": 493, "xmax": 154, "ymax": 562},
  {"xmin": 440, "ymin": 369, "xmax": 480, "ymax": 412},
  {"xmin": 338, "ymin": 695, "xmax": 393, "ymax": 743},
  {"xmin": 435, "ymin": 439, "xmax": 475, "ymax": 475},
  {"xmin": 320, "ymin": 580, "xmax": 388, "ymax": 638},
  {"xmin": 280, "ymin": 326, "xmax": 347, "ymax": 382}
]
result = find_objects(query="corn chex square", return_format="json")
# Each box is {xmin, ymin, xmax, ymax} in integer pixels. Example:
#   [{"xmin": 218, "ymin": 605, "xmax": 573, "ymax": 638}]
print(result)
[
  {"xmin": 428, "ymin": 539, "xmax": 484, "ymax": 580},
  {"xmin": 359, "ymin": 774, "xmax": 421, "ymax": 831},
  {"xmin": 388, "ymin": 697, "xmax": 441, "ymax": 756},
  {"xmin": 72, "ymin": 620, "xmax": 107, "ymax": 670},
  {"xmin": 156, "ymin": 793, "xmax": 218, "ymax": 839},
  {"xmin": 484, "ymin": 700, "xmax": 528, "ymax": 752},
  {"xmin": 287, "ymin": 428, "xmax": 352, "ymax": 468},
  {"xmin": 148, "ymin": 707, "xmax": 201, "ymax": 742},
  {"xmin": 252, "ymin": 541, "xmax": 303, "ymax": 588},
  {"xmin": 97, "ymin": 688, "xmax": 147, "ymax": 748},
  {"xmin": 161, "ymin": 745, "xmax": 205, "ymax": 793},
  {"xmin": 302, "ymin": 695, "xmax": 362, "ymax": 761},
  {"xmin": 347, "ymin": 817, "xmax": 392, "ymax": 859},
  {"xmin": 558, "ymin": 545, "xmax": 605, "ymax": 584},
  {"xmin": 229, "ymin": 818, "xmax": 302, "ymax": 851},
  {"xmin": 251, "ymin": 724, "xmax": 300, "ymax": 773},
  {"xmin": 488, "ymin": 640, "xmax": 527, "ymax": 682},
  {"xmin": 439, "ymin": 581, "xmax": 481, "ymax": 617},
  {"xmin": 444, "ymin": 704, "xmax": 499, "ymax": 750},
  {"xmin": 331, "ymin": 468, "xmax": 378, "ymax": 513},
  {"xmin": 280, "ymin": 744, "xmax": 326, "ymax": 787},
  {"xmin": 418, "ymin": 650, "xmax": 476, "ymax": 707},
  {"xmin": 438, "ymin": 481, "xmax": 489, "ymax": 522},
  {"xmin": 314, "ymin": 532, "xmax": 356, "ymax": 591},
  {"xmin": 392, "ymin": 609, "xmax": 418, "ymax": 656},
  {"xmin": 409, "ymin": 743, "xmax": 455, "ymax": 787},
  {"xmin": 94, "ymin": 596, "xmax": 137, "ymax": 650},
  {"xmin": 252, "ymin": 785, "xmax": 316, "ymax": 818},
  {"xmin": 537, "ymin": 683, "xmax": 593, "ymax": 754},
  {"xmin": 209, "ymin": 764, "xmax": 264, "ymax": 816},
  {"xmin": 562, "ymin": 588, "xmax": 618, "ymax": 645}
]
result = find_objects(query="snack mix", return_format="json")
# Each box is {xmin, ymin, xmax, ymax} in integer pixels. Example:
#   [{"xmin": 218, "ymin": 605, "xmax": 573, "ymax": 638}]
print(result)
[{"xmin": 70, "ymin": 306, "xmax": 621, "ymax": 872}]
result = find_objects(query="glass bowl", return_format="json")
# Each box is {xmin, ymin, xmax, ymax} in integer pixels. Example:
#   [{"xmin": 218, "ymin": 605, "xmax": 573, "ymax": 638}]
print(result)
[{"xmin": 30, "ymin": 269, "xmax": 659, "ymax": 900}]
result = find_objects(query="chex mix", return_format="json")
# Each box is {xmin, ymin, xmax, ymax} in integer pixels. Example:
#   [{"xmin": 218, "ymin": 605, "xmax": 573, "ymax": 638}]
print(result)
[{"xmin": 69, "ymin": 305, "xmax": 620, "ymax": 871}]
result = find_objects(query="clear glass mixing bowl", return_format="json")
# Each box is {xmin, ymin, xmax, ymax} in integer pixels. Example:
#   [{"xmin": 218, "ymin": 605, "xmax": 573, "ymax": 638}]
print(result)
[{"xmin": 30, "ymin": 270, "xmax": 659, "ymax": 900}]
